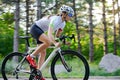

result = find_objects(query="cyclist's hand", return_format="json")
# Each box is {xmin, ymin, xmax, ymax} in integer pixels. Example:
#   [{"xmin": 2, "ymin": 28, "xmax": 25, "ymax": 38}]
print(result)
[
  {"xmin": 54, "ymin": 42, "xmax": 61, "ymax": 48},
  {"xmin": 65, "ymin": 41, "xmax": 71, "ymax": 46}
]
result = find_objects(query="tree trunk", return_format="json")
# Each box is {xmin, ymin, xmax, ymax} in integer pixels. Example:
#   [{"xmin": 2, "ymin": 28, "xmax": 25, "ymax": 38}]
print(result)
[
  {"xmin": 13, "ymin": 0, "xmax": 20, "ymax": 52},
  {"xmin": 102, "ymin": 0, "xmax": 108, "ymax": 55},
  {"xmin": 73, "ymin": 0, "xmax": 81, "ymax": 53},
  {"xmin": 112, "ymin": 0, "xmax": 117, "ymax": 55},
  {"xmin": 117, "ymin": 0, "xmax": 120, "ymax": 43},
  {"xmin": 13, "ymin": 0, "xmax": 20, "ymax": 62},
  {"xmin": 26, "ymin": 0, "xmax": 29, "ymax": 35},
  {"xmin": 36, "ymin": 0, "xmax": 42, "ymax": 20},
  {"xmin": 89, "ymin": 1, "xmax": 94, "ymax": 62},
  {"xmin": 25, "ymin": 0, "xmax": 30, "ymax": 51}
]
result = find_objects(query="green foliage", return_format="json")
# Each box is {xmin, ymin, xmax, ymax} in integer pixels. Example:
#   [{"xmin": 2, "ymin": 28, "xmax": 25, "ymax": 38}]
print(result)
[
  {"xmin": 0, "ymin": 12, "xmax": 14, "ymax": 56},
  {"xmin": 0, "ymin": 11, "xmax": 26, "ymax": 56},
  {"xmin": 81, "ymin": 33, "xmax": 104, "ymax": 61},
  {"xmin": 81, "ymin": 34, "xmax": 89, "ymax": 58},
  {"xmin": 1, "ymin": 12, "xmax": 14, "ymax": 24},
  {"xmin": 107, "ymin": 42, "xmax": 114, "ymax": 53},
  {"xmin": 94, "ymin": 38, "xmax": 104, "ymax": 62},
  {"xmin": 62, "ymin": 21, "xmax": 76, "ymax": 35}
]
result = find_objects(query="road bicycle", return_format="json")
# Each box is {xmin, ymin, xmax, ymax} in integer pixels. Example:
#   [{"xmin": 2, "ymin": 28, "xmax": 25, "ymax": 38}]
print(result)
[{"xmin": 1, "ymin": 34, "xmax": 90, "ymax": 80}]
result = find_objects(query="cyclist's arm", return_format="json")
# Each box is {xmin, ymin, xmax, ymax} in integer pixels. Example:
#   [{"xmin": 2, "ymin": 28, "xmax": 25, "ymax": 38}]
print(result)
[
  {"xmin": 48, "ymin": 26, "xmax": 57, "ymax": 45},
  {"xmin": 48, "ymin": 20, "xmax": 61, "ymax": 47}
]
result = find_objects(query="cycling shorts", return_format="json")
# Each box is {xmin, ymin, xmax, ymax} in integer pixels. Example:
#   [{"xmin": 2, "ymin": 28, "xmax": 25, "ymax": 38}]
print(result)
[{"xmin": 30, "ymin": 24, "xmax": 44, "ymax": 44}]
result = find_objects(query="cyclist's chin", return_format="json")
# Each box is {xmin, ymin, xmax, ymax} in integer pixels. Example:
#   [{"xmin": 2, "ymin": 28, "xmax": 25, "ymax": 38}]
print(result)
[
  {"xmin": 65, "ymin": 20, "xmax": 70, "ymax": 22},
  {"xmin": 65, "ymin": 19, "xmax": 70, "ymax": 22},
  {"xmin": 65, "ymin": 20, "xmax": 68, "ymax": 22}
]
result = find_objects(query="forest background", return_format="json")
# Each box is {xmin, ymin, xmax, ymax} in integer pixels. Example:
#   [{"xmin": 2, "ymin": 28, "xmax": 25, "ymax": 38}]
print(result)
[{"xmin": 0, "ymin": 0, "xmax": 120, "ymax": 77}]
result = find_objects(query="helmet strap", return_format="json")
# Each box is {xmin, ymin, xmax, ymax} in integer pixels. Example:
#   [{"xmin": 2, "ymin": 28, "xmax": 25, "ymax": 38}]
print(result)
[{"xmin": 61, "ymin": 12, "xmax": 68, "ymax": 21}]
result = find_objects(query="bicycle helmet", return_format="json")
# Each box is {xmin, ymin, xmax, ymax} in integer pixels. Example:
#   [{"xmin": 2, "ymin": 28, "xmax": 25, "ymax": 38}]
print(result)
[{"xmin": 60, "ymin": 5, "xmax": 74, "ymax": 17}]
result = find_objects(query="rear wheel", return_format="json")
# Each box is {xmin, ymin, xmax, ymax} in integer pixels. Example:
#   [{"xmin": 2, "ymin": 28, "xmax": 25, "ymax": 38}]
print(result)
[
  {"xmin": 51, "ymin": 50, "xmax": 89, "ymax": 80},
  {"xmin": 1, "ymin": 52, "xmax": 31, "ymax": 80}
]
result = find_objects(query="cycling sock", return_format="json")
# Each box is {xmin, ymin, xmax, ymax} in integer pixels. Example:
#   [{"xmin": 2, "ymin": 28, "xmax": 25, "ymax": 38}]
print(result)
[{"xmin": 30, "ymin": 54, "xmax": 36, "ymax": 58}]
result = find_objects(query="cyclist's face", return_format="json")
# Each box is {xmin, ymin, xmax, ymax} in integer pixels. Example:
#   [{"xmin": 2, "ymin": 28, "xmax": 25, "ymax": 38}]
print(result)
[
  {"xmin": 65, "ymin": 15, "xmax": 71, "ymax": 21},
  {"xmin": 62, "ymin": 13, "xmax": 71, "ymax": 21}
]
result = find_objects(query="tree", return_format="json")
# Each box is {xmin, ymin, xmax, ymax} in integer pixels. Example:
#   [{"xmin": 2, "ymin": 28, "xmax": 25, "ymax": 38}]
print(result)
[
  {"xmin": 102, "ymin": 0, "xmax": 108, "ymax": 55},
  {"xmin": 86, "ymin": 0, "xmax": 94, "ymax": 62},
  {"xmin": 112, "ymin": 0, "xmax": 117, "ymax": 55},
  {"xmin": 36, "ymin": 0, "xmax": 42, "ymax": 20},
  {"xmin": 73, "ymin": 0, "xmax": 81, "ymax": 53},
  {"xmin": 13, "ymin": 0, "xmax": 20, "ymax": 53},
  {"xmin": 117, "ymin": 0, "xmax": 120, "ymax": 41},
  {"xmin": 25, "ymin": 0, "xmax": 30, "ymax": 35},
  {"xmin": 11, "ymin": 0, "xmax": 20, "ymax": 62}
]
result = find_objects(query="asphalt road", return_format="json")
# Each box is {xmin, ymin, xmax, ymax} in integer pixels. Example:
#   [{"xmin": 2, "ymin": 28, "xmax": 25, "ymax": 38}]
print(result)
[{"xmin": 0, "ymin": 76, "xmax": 120, "ymax": 80}]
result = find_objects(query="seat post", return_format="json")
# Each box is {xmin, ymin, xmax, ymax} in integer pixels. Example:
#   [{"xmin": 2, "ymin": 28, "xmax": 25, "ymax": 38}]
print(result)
[{"xmin": 19, "ymin": 36, "xmax": 31, "ymax": 52}]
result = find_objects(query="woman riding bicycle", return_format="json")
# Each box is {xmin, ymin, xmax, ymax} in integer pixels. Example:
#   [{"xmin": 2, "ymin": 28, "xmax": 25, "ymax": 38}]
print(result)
[{"xmin": 26, "ymin": 5, "xmax": 74, "ymax": 80}]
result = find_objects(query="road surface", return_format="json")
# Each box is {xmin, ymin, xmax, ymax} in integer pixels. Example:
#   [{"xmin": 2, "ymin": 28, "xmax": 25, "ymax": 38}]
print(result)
[{"xmin": 0, "ymin": 76, "xmax": 120, "ymax": 80}]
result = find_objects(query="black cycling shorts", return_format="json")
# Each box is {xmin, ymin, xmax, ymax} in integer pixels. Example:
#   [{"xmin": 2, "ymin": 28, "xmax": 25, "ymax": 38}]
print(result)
[{"xmin": 30, "ymin": 24, "xmax": 44, "ymax": 44}]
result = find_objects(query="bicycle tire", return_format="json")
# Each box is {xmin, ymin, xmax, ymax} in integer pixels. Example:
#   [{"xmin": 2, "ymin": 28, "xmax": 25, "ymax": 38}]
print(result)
[
  {"xmin": 1, "ymin": 52, "xmax": 31, "ymax": 80},
  {"xmin": 51, "ymin": 50, "xmax": 89, "ymax": 80}
]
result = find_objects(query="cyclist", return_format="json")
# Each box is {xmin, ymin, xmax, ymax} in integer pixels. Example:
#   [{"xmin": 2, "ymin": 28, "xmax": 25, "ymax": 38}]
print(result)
[{"xmin": 26, "ymin": 5, "xmax": 74, "ymax": 80}]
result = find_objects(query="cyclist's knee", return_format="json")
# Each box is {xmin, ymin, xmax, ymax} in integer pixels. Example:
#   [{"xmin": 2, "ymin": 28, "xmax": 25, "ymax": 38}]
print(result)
[{"xmin": 44, "ymin": 40, "xmax": 51, "ymax": 47}]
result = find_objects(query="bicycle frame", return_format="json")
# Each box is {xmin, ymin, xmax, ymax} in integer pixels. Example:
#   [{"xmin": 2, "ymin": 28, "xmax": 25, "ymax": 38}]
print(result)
[
  {"xmin": 27, "ymin": 46, "xmax": 61, "ymax": 71},
  {"xmin": 40, "ymin": 47, "xmax": 61, "ymax": 71}
]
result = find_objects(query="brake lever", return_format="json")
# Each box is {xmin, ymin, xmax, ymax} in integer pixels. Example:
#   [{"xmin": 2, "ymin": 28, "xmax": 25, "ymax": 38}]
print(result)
[
  {"xmin": 69, "ymin": 34, "xmax": 75, "ymax": 42},
  {"xmin": 59, "ymin": 34, "xmax": 75, "ymax": 44}
]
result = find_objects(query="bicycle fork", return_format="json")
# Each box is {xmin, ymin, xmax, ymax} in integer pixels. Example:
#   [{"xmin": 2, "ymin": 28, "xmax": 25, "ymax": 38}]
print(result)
[{"xmin": 58, "ymin": 50, "xmax": 72, "ymax": 72}]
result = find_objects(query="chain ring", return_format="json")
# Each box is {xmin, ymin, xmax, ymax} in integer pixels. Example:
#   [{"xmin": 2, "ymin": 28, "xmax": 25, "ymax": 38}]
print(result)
[{"xmin": 29, "ymin": 68, "xmax": 42, "ymax": 80}]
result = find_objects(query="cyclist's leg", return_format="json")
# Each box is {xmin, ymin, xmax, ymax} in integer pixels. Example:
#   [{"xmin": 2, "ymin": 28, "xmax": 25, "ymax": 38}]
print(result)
[
  {"xmin": 26, "ymin": 24, "xmax": 50, "ymax": 68},
  {"xmin": 32, "ymin": 33, "xmax": 50, "ymax": 56},
  {"xmin": 29, "ymin": 24, "xmax": 50, "ymax": 56},
  {"xmin": 26, "ymin": 34, "xmax": 50, "ymax": 69},
  {"xmin": 37, "ymin": 49, "xmax": 46, "ymax": 69}
]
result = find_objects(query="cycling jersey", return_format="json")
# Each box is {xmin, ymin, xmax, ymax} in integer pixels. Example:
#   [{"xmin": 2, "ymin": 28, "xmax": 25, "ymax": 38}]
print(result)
[{"xmin": 35, "ymin": 15, "xmax": 66, "ymax": 32}]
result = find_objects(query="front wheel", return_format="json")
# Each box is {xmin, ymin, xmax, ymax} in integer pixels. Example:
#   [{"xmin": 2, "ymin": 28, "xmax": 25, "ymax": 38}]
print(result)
[{"xmin": 51, "ymin": 50, "xmax": 89, "ymax": 80}]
